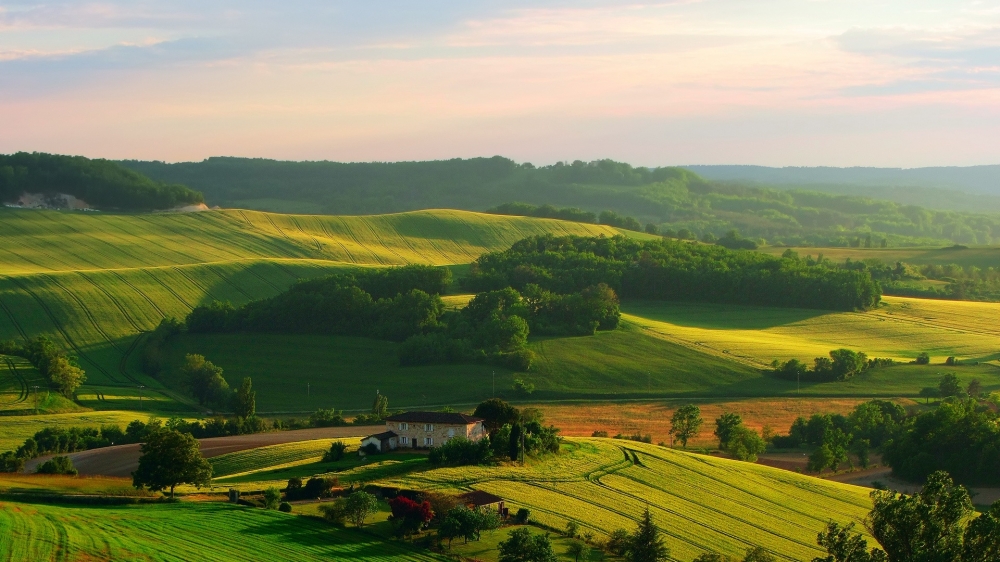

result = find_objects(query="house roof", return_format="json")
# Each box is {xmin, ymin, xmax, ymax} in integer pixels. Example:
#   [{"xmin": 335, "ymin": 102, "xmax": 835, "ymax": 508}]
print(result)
[
  {"xmin": 385, "ymin": 412, "xmax": 483, "ymax": 425},
  {"xmin": 363, "ymin": 430, "xmax": 397, "ymax": 441},
  {"xmin": 459, "ymin": 490, "xmax": 503, "ymax": 507}
]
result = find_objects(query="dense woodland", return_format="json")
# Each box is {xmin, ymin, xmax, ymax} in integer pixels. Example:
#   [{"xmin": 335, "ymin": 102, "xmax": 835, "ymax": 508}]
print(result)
[
  {"xmin": 465, "ymin": 234, "xmax": 882, "ymax": 311},
  {"xmin": 124, "ymin": 156, "xmax": 1000, "ymax": 246},
  {"xmin": 0, "ymin": 152, "xmax": 203, "ymax": 211}
]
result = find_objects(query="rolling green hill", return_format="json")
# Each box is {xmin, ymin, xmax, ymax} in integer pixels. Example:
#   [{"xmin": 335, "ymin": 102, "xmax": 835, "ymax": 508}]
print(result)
[
  {"xmin": 0, "ymin": 208, "xmax": 629, "ymax": 406},
  {"xmin": 123, "ymin": 156, "xmax": 1000, "ymax": 246}
]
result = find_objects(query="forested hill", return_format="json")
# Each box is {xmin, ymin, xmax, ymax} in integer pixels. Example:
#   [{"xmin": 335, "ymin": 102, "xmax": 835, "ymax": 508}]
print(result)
[
  {"xmin": 123, "ymin": 156, "xmax": 1000, "ymax": 246},
  {"xmin": 1, "ymin": 152, "xmax": 204, "ymax": 211}
]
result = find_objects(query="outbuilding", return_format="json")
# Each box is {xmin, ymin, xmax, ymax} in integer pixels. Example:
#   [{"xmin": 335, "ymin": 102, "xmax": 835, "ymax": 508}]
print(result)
[{"xmin": 360, "ymin": 430, "xmax": 398, "ymax": 453}]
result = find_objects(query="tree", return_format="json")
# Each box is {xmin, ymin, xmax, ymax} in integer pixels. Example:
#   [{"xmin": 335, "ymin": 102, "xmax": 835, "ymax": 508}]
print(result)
[
  {"xmin": 915, "ymin": 352, "xmax": 930, "ymax": 365},
  {"xmin": 48, "ymin": 356, "xmax": 86, "ymax": 397},
  {"xmin": 693, "ymin": 553, "xmax": 734, "ymax": 562},
  {"xmin": 966, "ymin": 379, "xmax": 983, "ymax": 398},
  {"xmin": 323, "ymin": 441, "xmax": 347, "ymax": 462},
  {"xmin": 565, "ymin": 520, "xmax": 579, "ymax": 538},
  {"xmin": 864, "ymin": 471, "xmax": 972, "ymax": 562},
  {"xmin": 182, "ymin": 354, "xmax": 230, "ymax": 407},
  {"xmin": 813, "ymin": 522, "xmax": 886, "ymax": 562},
  {"xmin": 939, "ymin": 373, "xmax": 963, "ymax": 398},
  {"xmin": 742, "ymin": 547, "xmax": 776, "ymax": 562},
  {"xmin": 474, "ymin": 398, "xmax": 520, "ymax": 434},
  {"xmin": 963, "ymin": 501, "xmax": 1000, "ymax": 562},
  {"xmin": 918, "ymin": 387, "xmax": 939, "ymax": 404},
  {"xmin": 727, "ymin": 426, "xmax": 767, "ymax": 462},
  {"xmin": 714, "ymin": 413, "xmax": 743, "ymax": 450},
  {"xmin": 566, "ymin": 540, "xmax": 586, "ymax": 562},
  {"xmin": 626, "ymin": 508, "xmax": 670, "ymax": 562},
  {"xmin": 809, "ymin": 445, "xmax": 835, "ymax": 473},
  {"xmin": 263, "ymin": 486, "xmax": 281, "ymax": 509},
  {"xmin": 372, "ymin": 390, "xmax": 389, "ymax": 420},
  {"xmin": 669, "ymin": 404, "xmax": 703, "ymax": 448},
  {"xmin": 607, "ymin": 529, "xmax": 631, "ymax": 556},
  {"xmin": 509, "ymin": 423, "xmax": 523, "ymax": 462},
  {"xmin": 344, "ymin": 490, "xmax": 379, "ymax": 528},
  {"xmin": 498, "ymin": 527, "xmax": 557, "ymax": 562},
  {"xmin": 132, "ymin": 429, "xmax": 212, "ymax": 499},
  {"xmin": 234, "ymin": 377, "xmax": 256, "ymax": 419},
  {"xmin": 388, "ymin": 495, "xmax": 433, "ymax": 537}
]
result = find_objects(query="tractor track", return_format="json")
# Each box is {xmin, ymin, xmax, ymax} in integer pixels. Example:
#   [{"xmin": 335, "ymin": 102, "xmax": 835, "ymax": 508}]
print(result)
[
  {"xmin": 2, "ymin": 357, "xmax": 28, "ymax": 404},
  {"xmin": 75, "ymin": 272, "xmax": 144, "ymax": 333},
  {"xmin": 109, "ymin": 271, "xmax": 166, "ymax": 318},
  {"xmin": 0, "ymin": 291, "xmax": 29, "ymax": 342}
]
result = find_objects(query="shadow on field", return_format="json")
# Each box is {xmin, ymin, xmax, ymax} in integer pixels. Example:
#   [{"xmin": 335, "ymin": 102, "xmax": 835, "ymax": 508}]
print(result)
[
  {"xmin": 238, "ymin": 512, "xmax": 411, "ymax": 558},
  {"xmin": 620, "ymin": 300, "xmax": 831, "ymax": 330}
]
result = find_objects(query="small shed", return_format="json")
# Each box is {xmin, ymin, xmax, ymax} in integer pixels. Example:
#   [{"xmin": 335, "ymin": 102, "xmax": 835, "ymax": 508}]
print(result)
[
  {"xmin": 459, "ymin": 490, "xmax": 507, "ymax": 518},
  {"xmin": 360, "ymin": 430, "xmax": 398, "ymax": 453}
]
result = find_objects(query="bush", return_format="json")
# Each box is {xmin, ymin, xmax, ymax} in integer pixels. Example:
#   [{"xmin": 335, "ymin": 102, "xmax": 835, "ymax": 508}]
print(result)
[
  {"xmin": 591, "ymin": 430, "xmax": 609, "ymax": 438},
  {"xmin": 319, "ymin": 499, "xmax": 347, "ymax": 526},
  {"xmin": 278, "ymin": 501, "xmax": 292, "ymax": 513},
  {"xmin": 35, "ymin": 456, "xmax": 78, "ymax": 476},
  {"xmin": 514, "ymin": 508, "xmax": 530, "ymax": 524},
  {"xmin": 915, "ymin": 352, "xmax": 931, "ymax": 365},
  {"xmin": 428, "ymin": 437, "xmax": 492, "ymax": 466},
  {"xmin": 360, "ymin": 443, "xmax": 380, "ymax": 455},
  {"xmin": 263, "ymin": 487, "xmax": 281, "ymax": 510},
  {"xmin": 323, "ymin": 441, "xmax": 347, "ymax": 462}
]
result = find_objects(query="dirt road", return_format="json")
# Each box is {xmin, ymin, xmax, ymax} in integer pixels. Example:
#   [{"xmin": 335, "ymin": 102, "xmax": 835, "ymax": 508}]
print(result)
[{"xmin": 24, "ymin": 426, "xmax": 370, "ymax": 478}]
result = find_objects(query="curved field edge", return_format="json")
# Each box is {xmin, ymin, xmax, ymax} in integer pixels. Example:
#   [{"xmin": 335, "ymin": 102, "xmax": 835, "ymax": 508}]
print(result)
[
  {"xmin": 378, "ymin": 438, "xmax": 872, "ymax": 561},
  {"xmin": 0, "ymin": 500, "xmax": 446, "ymax": 562}
]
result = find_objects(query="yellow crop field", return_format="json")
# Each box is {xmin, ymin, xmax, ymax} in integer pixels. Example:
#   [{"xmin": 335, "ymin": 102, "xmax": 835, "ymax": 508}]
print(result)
[
  {"xmin": 379, "ymin": 438, "xmax": 871, "ymax": 561},
  {"xmin": 0, "ymin": 410, "xmax": 158, "ymax": 451},
  {"xmin": 211, "ymin": 438, "xmax": 361, "ymax": 479},
  {"xmin": 623, "ymin": 296, "xmax": 1000, "ymax": 366}
]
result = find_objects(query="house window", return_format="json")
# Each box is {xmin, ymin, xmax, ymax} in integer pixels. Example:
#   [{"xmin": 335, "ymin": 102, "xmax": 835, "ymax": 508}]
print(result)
[
  {"xmin": 424, "ymin": 424, "xmax": 434, "ymax": 432},
  {"xmin": 399, "ymin": 422, "xmax": 408, "ymax": 430},
  {"xmin": 400, "ymin": 436, "xmax": 409, "ymax": 445},
  {"xmin": 447, "ymin": 428, "xmax": 455, "ymax": 437},
  {"xmin": 424, "ymin": 437, "xmax": 434, "ymax": 446}
]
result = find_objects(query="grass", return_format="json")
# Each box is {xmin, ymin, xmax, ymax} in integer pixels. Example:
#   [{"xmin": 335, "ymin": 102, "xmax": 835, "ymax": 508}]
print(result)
[
  {"xmin": 0, "ymin": 410, "xmax": 166, "ymax": 452},
  {"xmin": 376, "ymin": 438, "xmax": 872, "ymax": 561},
  {"xmin": 623, "ymin": 296, "xmax": 1000, "ymax": 366},
  {"xmin": 0, "ymin": 474, "xmax": 152, "ymax": 496},
  {"xmin": 445, "ymin": 524, "xmax": 605, "ymax": 561},
  {"xmin": 210, "ymin": 438, "xmax": 361, "ymax": 479},
  {"xmin": 758, "ymin": 244, "xmax": 1000, "ymax": 270},
  {"xmin": 0, "ymin": 500, "xmax": 447, "ymax": 561}
]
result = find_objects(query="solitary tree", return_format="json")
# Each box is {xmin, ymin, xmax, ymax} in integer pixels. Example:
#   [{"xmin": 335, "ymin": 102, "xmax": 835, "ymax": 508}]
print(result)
[
  {"xmin": 714, "ymin": 413, "xmax": 743, "ymax": 450},
  {"xmin": 938, "ymin": 374, "xmax": 963, "ymax": 398},
  {"xmin": 669, "ymin": 404, "xmax": 703, "ymax": 448},
  {"xmin": 567, "ymin": 540, "xmax": 586, "ymax": 562},
  {"xmin": 183, "ymin": 354, "xmax": 229, "ymax": 407},
  {"xmin": 498, "ymin": 527, "xmax": 557, "ymax": 562},
  {"xmin": 344, "ymin": 490, "xmax": 379, "ymax": 528},
  {"xmin": 234, "ymin": 377, "xmax": 256, "ymax": 419},
  {"xmin": 918, "ymin": 387, "xmax": 939, "ymax": 404},
  {"xmin": 48, "ymin": 356, "xmax": 86, "ymax": 397},
  {"xmin": 132, "ymin": 429, "xmax": 212, "ymax": 498},
  {"xmin": 627, "ymin": 508, "xmax": 670, "ymax": 562}
]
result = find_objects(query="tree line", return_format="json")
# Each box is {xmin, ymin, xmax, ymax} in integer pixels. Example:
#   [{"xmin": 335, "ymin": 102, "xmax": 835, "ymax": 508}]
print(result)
[
  {"xmin": 0, "ymin": 337, "xmax": 86, "ymax": 397},
  {"xmin": 183, "ymin": 264, "xmax": 620, "ymax": 370},
  {"xmin": 464, "ymin": 234, "xmax": 882, "ymax": 311},
  {"xmin": 771, "ymin": 349, "xmax": 894, "ymax": 383},
  {"xmin": 0, "ymin": 152, "xmax": 203, "ymax": 211}
]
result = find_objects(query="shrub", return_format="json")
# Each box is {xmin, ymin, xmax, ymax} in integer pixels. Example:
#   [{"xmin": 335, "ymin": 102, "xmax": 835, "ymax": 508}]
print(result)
[
  {"xmin": 323, "ymin": 441, "xmax": 347, "ymax": 462},
  {"xmin": 591, "ymin": 430, "xmax": 609, "ymax": 438},
  {"xmin": 514, "ymin": 507, "xmax": 531, "ymax": 524},
  {"xmin": 428, "ymin": 437, "xmax": 492, "ymax": 466},
  {"xmin": 318, "ymin": 499, "xmax": 347, "ymax": 526},
  {"xmin": 360, "ymin": 443, "xmax": 380, "ymax": 455},
  {"xmin": 915, "ymin": 352, "xmax": 930, "ymax": 365},
  {"xmin": 35, "ymin": 455, "xmax": 78, "ymax": 476},
  {"xmin": 278, "ymin": 502, "xmax": 292, "ymax": 513},
  {"xmin": 263, "ymin": 487, "xmax": 281, "ymax": 510}
]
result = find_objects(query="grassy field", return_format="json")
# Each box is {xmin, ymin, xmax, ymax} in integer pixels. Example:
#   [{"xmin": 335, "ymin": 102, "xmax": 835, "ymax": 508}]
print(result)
[
  {"xmin": 624, "ymin": 296, "xmax": 1000, "ymax": 366},
  {"xmin": 0, "ymin": 410, "xmax": 168, "ymax": 452},
  {"xmin": 210, "ymin": 438, "xmax": 360, "ymax": 479},
  {"xmin": 376, "ymin": 439, "xmax": 872, "ymax": 561},
  {"xmin": 0, "ymin": 500, "xmax": 447, "ymax": 561}
]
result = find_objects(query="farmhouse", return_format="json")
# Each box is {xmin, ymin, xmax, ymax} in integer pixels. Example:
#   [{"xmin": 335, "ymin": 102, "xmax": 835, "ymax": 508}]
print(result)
[{"xmin": 362, "ymin": 412, "xmax": 485, "ymax": 452}]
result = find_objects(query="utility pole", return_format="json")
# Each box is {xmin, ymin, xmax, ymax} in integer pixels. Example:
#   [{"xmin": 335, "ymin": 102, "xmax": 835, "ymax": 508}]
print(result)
[{"xmin": 137, "ymin": 384, "xmax": 145, "ymax": 410}]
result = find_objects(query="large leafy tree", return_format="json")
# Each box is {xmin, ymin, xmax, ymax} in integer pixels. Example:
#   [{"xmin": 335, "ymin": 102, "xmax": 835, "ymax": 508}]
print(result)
[
  {"xmin": 182, "ymin": 354, "xmax": 229, "ymax": 407},
  {"xmin": 714, "ymin": 413, "xmax": 743, "ymax": 450},
  {"xmin": 669, "ymin": 404, "xmax": 703, "ymax": 448},
  {"xmin": 132, "ymin": 429, "xmax": 211, "ymax": 498},
  {"xmin": 498, "ymin": 527, "xmax": 557, "ymax": 562},
  {"xmin": 344, "ymin": 490, "xmax": 379, "ymax": 528},
  {"xmin": 474, "ymin": 398, "xmax": 520, "ymax": 434}
]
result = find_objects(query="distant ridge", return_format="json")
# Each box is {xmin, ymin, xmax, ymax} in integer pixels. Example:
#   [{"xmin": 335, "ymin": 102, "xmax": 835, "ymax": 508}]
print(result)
[{"xmin": 686, "ymin": 164, "xmax": 1000, "ymax": 194}]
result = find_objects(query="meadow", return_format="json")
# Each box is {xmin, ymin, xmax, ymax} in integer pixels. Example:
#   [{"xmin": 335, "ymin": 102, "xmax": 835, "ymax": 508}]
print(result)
[
  {"xmin": 0, "ymin": 500, "xmax": 447, "ymax": 561},
  {"xmin": 758, "ymin": 244, "xmax": 1000, "ymax": 270}
]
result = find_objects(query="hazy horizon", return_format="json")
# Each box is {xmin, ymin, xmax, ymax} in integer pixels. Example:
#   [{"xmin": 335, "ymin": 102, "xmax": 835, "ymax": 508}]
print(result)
[{"xmin": 3, "ymin": 1, "xmax": 999, "ymax": 167}]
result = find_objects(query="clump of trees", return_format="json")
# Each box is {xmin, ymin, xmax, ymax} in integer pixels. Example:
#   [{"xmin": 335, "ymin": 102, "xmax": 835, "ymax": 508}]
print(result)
[
  {"xmin": 771, "ymin": 349, "xmax": 894, "ymax": 383},
  {"xmin": 0, "ymin": 152, "xmax": 204, "ymax": 211},
  {"xmin": 714, "ymin": 413, "xmax": 766, "ymax": 462},
  {"xmin": 438, "ymin": 505, "xmax": 502, "ymax": 546},
  {"xmin": 464, "ymin": 234, "xmax": 881, "ymax": 311},
  {"xmin": 35, "ymin": 456, "xmax": 77, "ymax": 476},
  {"xmin": 1, "ymin": 337, "xmax": 86, "ymax": 397},
  {"xmin": 813, "ymin": 471, "xmax": 1000, "ymax": 562}
]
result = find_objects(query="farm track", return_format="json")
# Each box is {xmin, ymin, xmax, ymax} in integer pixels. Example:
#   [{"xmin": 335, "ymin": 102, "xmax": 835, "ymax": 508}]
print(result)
[
  {"xmin": 108, "ymin": 271, "xmax": 166, "ymax": 318},
  {"xmin": 143, "ymin": 268, "xmax": 193, "ymax": 308},
  {"xmin": 0, "ymin": 293, "xmax": 29, "ymax": 342},
  {"xmin": 75, "ymin": 272, "xmax": 144, "ymax": 333},
  {"xmin": 1, "ymin": 357, "xmax": 28, "ymax": 405},
  {"xmin": 238, "ymin": 263, "xmax": 284, "ymax": 293},
  {"xmin": 41, "ymin": 275, "xmax": 122, "ymax": 353}
]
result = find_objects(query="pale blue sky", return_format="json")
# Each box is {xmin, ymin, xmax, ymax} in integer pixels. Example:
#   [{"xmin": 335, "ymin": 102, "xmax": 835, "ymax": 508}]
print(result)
[{"xmin": 1, "ymin": 1, "xmax": 998, "ymax": 166}]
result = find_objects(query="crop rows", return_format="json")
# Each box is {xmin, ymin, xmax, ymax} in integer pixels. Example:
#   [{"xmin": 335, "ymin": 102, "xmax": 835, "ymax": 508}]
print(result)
[
  {"xmin": 210, "ymin": 438, "xmax": 360, "ymax": 478},
  {"xmin": 0, "ymin": 500, "xmax": 446, "ymax": 561},
  {"xmin": 384, "ymin": 439, "xmax": 871, "ymax": 561}
]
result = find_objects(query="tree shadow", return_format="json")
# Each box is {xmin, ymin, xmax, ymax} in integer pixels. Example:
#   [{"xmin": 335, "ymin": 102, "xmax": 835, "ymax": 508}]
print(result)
[{"xmin": 620, "ymin": 299, "xmax": 832, "ymax": 331}]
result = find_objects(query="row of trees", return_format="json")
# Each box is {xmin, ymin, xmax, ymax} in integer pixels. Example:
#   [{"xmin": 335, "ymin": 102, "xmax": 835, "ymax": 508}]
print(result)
[
  {"xmin": 465, "ymin": 235, "xmax": 882, "ymax": 311},
  {"xmin": 0, "ymin": 337, "xmax": 86, "ymax": 397},
  {"xmin": 771, "ymin": 349, "xmax": 893, "ymax": 383}
]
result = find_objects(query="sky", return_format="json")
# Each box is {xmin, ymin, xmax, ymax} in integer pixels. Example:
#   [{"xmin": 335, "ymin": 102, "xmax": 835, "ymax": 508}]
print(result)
[{"xmin": 1, "ymin": 0, "xmax": 999, "ymax": 166}]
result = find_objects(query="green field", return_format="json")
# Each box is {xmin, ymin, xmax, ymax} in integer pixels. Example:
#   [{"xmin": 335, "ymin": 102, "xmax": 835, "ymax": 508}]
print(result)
[
  {"xmin": 759, "ymin": 244, "xmax": 1000, "ymax": 270},
  {"xmin": 218, "ymin": 437, "xmax": 871, "ymax": 561},
  {"xmin": 0, "ymin": 410, "xmax": 165, "ymax": 452},
  {"xmin": 0, "ymin": 500, "xmax": 446, "ymax": 561},
  {"xmin": 0, "ymin": 208, "xmax": 627, "ymax": 402},
  {"xmin": 210, "ymin": 438, "xmax": 361, "ymax": 479}
]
